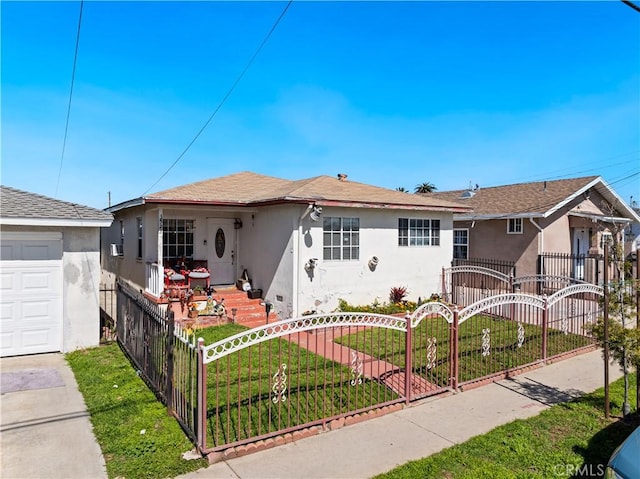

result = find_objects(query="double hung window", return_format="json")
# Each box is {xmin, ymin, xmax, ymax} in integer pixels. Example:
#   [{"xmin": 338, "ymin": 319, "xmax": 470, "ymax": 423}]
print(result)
[{"xmin": 323, "ymin": 217, "xmax": 360, "ymax": 261}]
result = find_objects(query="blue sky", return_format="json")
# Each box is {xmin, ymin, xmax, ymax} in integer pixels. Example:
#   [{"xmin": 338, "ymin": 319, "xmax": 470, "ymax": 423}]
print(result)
[{"xmin": 2, "ymin": 1, "xmax": 639, "ymax": 210}]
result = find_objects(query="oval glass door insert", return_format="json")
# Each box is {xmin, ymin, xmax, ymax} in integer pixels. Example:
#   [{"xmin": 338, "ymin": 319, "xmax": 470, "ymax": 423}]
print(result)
[{"xmin": 215, "ymin": 228, "xmax": 225, "ymax": 258}]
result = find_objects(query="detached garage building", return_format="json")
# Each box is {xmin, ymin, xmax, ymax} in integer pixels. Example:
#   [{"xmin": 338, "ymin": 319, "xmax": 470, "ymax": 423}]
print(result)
[{"xmin": 0, "ymin": 186, "xmax": 113, "ymax": 357}]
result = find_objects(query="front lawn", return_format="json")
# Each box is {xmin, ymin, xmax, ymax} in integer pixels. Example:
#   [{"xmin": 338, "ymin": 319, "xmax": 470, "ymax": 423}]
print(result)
[
  {"xmin": 67, "ymin": 343, "xmax": 208, "ymax": 479},
  {"xmin": 374, "ymin": 374, "xmax": 639, "ymax": 479},
  {"xmin": 336, "ymin": 315, "xmax": 593, "ymax": 386},
  {"xmin": 195, "ymin": 323, "xmax": 397, "ymax": 448}
]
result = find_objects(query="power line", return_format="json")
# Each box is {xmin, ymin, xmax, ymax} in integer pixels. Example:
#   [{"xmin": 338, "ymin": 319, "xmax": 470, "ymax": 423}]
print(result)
[
  {"xmin": 488, "ymin": 151, "xmax": 639, "ymax": 188},
  {"xmin": 142, "ymin": 1, "xmax": 294, "ymax": 196},
  {"xmin": 621, "ymin": 0, "xmax": 640, "ymax": 13},
  {"xmin": 55, "ymin": 0, "xmax": 84, "ymax": 198}
]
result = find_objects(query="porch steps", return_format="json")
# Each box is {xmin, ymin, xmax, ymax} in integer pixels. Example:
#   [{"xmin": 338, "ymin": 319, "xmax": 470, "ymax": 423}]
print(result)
[
  {"xmin": 211, "ymin": 287, "xmax": 274, "ymax": 325},
  {"xmin": 172, "ymin": 286, "xmax": 276, "ymax": 327}
]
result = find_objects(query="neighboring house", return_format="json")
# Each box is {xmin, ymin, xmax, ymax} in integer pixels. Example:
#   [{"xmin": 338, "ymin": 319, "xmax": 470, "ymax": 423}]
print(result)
[
  {"xmin": 0, "ymin": 186, "xmax": 113, "ymax": 357},
  {"xmin": 428, "ymin": 176, "xmax": 640, "ymax": 281},
  {"xmin": 102, "ymin": 172, "xmax": 470, "ymax": 318},
  {"xmin": 624, "ymin": 206, "xmax": 640, "ymax": 261}
]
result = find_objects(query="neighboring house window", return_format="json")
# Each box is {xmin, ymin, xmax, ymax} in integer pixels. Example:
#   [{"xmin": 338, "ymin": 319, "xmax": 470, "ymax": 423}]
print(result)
[
  {"xmin": 398, "ymin": 218, "xmax": 441, "ymax": 246},
  {"xmin": 323, "ymin": 217, "xmax": 359, "ymax": 261},
  {"xmin": 120, "ymin": 220, "xmax": 125, "ymax": 251},
  {"xmin": 162, "ymin": 219, "xmax": 194, "ymax": 259},
  {"xmin": 136, "ymin": 217, "xmax": 143, "ymax": 260},
  {"xmin": 507, "ymin": 218, "xmax": 523, "ymax": 234},
  {"xmin": 600, "ymin": 232, "xmax": 613, "ymax": 251},
  {"xmin": 453, "ymin": 229, "xmax": 468, "ymax": 259}
]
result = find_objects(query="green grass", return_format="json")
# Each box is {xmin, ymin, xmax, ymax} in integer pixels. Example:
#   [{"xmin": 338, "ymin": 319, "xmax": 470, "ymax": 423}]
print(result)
[
  {"xmin": 336, "ymin": 315, "xmax": 593, "ymax": 386},
  {"xmin": 195, "ymin": 324, "xmax": 398, "ymax": 447},
  {"xmin": 374, "ymin": 375, "xmax": 639, "ymax": 479},
  {"xmin": 66, "ymin": 343, "xmax": 208, "ymax": 479}
]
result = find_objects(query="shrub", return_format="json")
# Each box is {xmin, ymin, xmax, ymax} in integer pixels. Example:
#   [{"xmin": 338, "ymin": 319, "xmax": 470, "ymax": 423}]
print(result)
[{"xmin": 389, "ymin": 286, "xmax": 408, "ymax": 304}]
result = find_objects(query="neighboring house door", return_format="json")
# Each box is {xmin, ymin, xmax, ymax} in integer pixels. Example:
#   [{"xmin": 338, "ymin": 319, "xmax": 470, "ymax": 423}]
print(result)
[
  {"xmin": 207, "ymin": 219, "xmax": 236, "ymax": 285},
  {"xmin": 572, "ymin": 228, "xmax": 589, "ymax": 280},
  {"xmin": 0, "ymin": 233, "xmax": 63, "ymax": 357}
]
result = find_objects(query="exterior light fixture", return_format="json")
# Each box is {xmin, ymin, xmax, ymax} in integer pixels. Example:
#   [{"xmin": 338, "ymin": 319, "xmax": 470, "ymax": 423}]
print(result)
[{"xmin": 310, "ymin": 205, "xmax": 322, "ymax": 222}]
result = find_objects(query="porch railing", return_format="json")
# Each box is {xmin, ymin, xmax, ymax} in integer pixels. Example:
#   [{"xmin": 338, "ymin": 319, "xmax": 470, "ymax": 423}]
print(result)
[{"xmin": 145, "ymin": 261, "xmax": 164, "ymax": 298}]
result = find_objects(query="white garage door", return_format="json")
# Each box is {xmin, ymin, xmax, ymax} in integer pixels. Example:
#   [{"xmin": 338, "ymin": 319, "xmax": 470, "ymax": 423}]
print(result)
[{"xmin": 0, "ymin": 233, "xmax": 63, "ymax": 357}]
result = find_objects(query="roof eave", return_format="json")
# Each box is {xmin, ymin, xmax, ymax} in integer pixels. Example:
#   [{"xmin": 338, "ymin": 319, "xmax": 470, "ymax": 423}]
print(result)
[
  {"xmin": 105, "ymin": 197, "xmax": 146, "ymax": 213},
  {"xmin": 454, "ymin": 212, "xmax": 544, "ymax": 221},
  {"xmin": 567, "ymin": 211, "xmax": 632, "ymax": 224},
  {"xmin": 0, "ymin": 217, "xmax": 113, "ymax": 227}
]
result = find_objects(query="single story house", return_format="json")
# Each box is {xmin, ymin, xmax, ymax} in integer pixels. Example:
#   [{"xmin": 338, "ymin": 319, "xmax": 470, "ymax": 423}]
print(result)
[
  {"xmin": 0, "ymin": 186, "xmax": 113, "ymax": 357},
  {"xmin": 102, "ymin": 172, "xmax": 471, "ymax": 318},
  {"xmin": 428, "ymin": 176, "xmax": 640, "ymax": 281}
]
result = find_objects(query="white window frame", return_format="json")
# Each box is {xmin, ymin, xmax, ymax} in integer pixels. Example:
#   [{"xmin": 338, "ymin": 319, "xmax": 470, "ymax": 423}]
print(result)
[
  {"xmin": 507, "ymin": 218, "xmax": 523, "ymax": 235},
  {"xmin": 162, "ymin": 218, "xmax": 195, "ymax": 260},
  {"xmin": 398, "ymin": 218, "xmax": 441, "ymax": 247},
  {"xmin": 453, "ymin": 228, "xmax": 469, "ymax": 259},
  {"xmin": 136, "ymin": 217, "xmax": 143, "ymax": 260},
  {"xmin": 323, "ymin": 217, "xmax": 360, "ymax": 261}
]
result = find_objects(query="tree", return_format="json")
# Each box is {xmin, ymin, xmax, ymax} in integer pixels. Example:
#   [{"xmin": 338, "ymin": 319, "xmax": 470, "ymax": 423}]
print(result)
[
  {"xmin": 395, "ymin": 187, "xmax": 408, "ymax": 192},
  {"xmin": 587, "ymin": 232, "xmax": 639, "ymax": 417},
  {"xmin": 414, "ymin": 182, "xmax": 437, "ymax": 194}
]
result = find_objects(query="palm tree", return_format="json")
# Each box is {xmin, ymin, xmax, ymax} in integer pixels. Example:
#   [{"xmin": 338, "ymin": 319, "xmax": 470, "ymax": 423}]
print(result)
[
  {"xmin": 395, "ymin": 187, "xmax": 408, "ymax": 192},
  {"xmin": 414, "ymin": 182, "xmax": 437, "ymax": 194}
]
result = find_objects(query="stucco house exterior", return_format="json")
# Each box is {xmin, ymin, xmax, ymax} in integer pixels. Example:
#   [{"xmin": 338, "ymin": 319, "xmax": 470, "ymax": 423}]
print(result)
[
  {"xmin": 102, "ymin": 172, "xmax": 470, "ymax": 318},
  {"xmin": 428, "ymin": 176, "xmax": 640, "ymax": 281},
  {"xmin": 0, "ymin": 186, "xmax": 113, "ymax": 356}
]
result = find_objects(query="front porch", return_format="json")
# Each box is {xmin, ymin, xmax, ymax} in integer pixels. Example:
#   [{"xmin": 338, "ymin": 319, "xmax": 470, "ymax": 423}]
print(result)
[{"xmin": 147, "ymin": 285, "xmax": 276, "ymax": 328}]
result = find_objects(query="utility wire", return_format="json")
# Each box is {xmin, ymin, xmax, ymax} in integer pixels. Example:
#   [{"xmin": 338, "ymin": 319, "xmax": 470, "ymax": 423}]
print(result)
[
  {"xmin": 55, "ymin": 0, "xmax": 84, "ymax": 198},
  {"xmin": 621, "ymin": 0, "xmax": 640, "ymax": 13},
  {"xmin": 142, "ymin": 1, "xmax": 294, "ymax": 196}
]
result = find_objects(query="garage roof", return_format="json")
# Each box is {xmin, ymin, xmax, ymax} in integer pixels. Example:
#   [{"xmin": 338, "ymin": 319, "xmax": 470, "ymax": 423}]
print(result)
[{"xmin": 1, "ymin": 186, "xmax": 113, "ymax": 227}]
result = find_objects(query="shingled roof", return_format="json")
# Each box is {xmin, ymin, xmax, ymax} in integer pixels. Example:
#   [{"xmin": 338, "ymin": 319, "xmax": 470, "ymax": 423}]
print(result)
[
  {"xmin": 427, "ymin": 176, "xmax": 639, "ymax": 221},
  {"xmin": 1, "ymin": 185, "xmax": 113, "ymax": 225},
  {"xmin": 111, "ymin": 172, "xmax": 471, "ymax": 213}
]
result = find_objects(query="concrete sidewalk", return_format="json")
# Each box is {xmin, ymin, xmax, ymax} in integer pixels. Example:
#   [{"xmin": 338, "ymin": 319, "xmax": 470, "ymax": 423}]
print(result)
[
  {"xmin": 177, "ymin": 350, "xmax": 623, "ymax": 479},
  {"xmin": 0, "ymin": 353, "xmax": 107, "ymax": 479}
]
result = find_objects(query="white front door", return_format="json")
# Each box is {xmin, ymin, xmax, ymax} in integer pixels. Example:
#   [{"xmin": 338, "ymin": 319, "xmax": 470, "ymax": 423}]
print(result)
[
  {"xmin": 572, "ymin": 228, "xmax": 589, "ymax": 280},
  {"xmin": 0, "ymin": 235, "xmax": 63, "ymax": 357},
  {"xmin": 207, "ymin": 219, "xmax": 236, "ymax": 285}
]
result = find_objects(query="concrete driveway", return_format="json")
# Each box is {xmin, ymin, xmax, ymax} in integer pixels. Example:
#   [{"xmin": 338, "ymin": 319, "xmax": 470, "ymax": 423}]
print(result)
[{"xmin": 1, "ymin": 353, "xmax": 107, "ymax": 479}]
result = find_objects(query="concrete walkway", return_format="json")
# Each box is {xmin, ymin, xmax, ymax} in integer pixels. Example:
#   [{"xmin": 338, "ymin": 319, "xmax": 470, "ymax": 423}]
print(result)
[
  {"xmin": 177, "ymin": 349, "xmax": 623, "ymax": 479},
  {"xmin": 0, "ymin": 353, "xmax": 107, "ymax": 479}
]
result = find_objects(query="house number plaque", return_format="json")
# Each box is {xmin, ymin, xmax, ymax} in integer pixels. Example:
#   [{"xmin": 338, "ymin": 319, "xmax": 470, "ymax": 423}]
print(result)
[{"xmin": 215, "ymin": 228, "xmax": 225, "ymax": 258}]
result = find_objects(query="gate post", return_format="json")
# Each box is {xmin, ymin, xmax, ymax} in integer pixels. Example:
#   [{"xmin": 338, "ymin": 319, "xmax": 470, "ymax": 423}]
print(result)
[
  {"xmin": 541, "ymin": 295, "xmax": 548, "ymax": 362},
  {"xmin": 197, "ymin": 338, "xmax": 207, "ymax": 452},
  {"xmin": 451, "ymin": 308, "xmax": 459, "ymax": 391},
  {"xmin": 404, "ymin": 313, "xmax": 412, "ymax": 405},
  {"xmin": 165, "ymin": 310, "xmax": 175, "ymax": 412}
]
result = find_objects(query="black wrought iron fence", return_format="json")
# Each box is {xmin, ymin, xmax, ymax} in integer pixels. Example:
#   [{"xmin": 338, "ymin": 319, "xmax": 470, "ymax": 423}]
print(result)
[
  {"xmin": 99, "ymin": 284, "xmax": 117, "ymax": 342},
  {"xmin": 538, "ymin": 253, "xmax": 604, "ymax": 285},
  {"xmin": 116, "ymin": 279, "xmax": 200, "ymax": 443}
]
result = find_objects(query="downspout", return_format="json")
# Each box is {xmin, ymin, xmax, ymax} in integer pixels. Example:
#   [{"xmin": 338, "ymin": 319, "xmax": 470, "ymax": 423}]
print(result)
[
  {"xmin": 529, "ymin": 218, "xmax": 544, "ymax": 253},
  {"xmin": 294, "ymin": 204, "xmax": 314, "ymax": 317}
]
